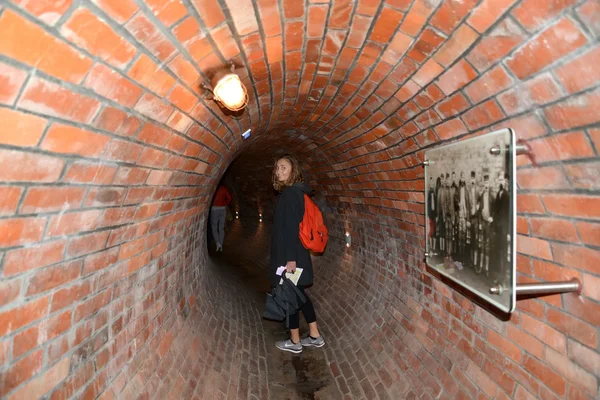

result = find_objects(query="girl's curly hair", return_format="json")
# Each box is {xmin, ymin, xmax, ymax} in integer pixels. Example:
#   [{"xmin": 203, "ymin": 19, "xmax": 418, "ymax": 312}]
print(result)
[{"xmin": 272, "ymin": 154, "xmax": 303, "ymax": 192}]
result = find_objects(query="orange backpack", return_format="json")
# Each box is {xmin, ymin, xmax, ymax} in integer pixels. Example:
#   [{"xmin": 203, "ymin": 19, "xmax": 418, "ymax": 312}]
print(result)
[{"xmin": 299, "ymin": 194, "xmax": 328, "ymax": 253}]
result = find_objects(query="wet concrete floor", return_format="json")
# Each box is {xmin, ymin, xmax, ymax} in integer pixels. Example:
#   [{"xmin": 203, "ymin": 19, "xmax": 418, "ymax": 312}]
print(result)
[{"xmin": 209, "ymin": 246, "xmax": 339, "ymax": 399}]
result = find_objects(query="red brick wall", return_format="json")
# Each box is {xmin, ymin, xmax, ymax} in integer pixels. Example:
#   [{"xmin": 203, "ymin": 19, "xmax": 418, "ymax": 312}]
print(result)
[{"xmin": 0, "ymin": 0, "xmax": 598, "ymax": 399}]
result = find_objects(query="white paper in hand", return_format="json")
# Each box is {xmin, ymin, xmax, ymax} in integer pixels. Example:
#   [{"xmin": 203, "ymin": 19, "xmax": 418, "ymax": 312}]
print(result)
[{"xmin": 279, "ymin": 267, "xmax": 303, "ymax": 286}]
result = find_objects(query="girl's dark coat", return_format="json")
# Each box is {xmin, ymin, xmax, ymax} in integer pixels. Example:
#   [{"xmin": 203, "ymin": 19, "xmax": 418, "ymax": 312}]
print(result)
[{"xmin": 269, "ymin": 183, "xmax": 313, "ymax": 287}]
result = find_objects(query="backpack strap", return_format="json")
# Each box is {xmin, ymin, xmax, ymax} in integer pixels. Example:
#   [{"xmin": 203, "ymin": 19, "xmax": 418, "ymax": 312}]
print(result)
[{"xmin": 290, "ymin": 184, "xmax": 314, "ymax": 198}]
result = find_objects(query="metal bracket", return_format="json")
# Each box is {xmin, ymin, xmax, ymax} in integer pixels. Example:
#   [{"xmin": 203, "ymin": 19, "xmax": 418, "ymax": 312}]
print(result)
[
  {"xmin": 515, "ymin": 143, "xmax": 530, "ymax": 156},
  {"xmin": 516, "ymin": 138, "xmax": 537, "ymax": 165},
  {"xmin": 200, "ymin": 82, "xmax": 214, "ymax": 100},
  {"xmin": 489, "ymin": 146, "xmax": 501, "ymax": 156},
  {"xmin": 490, "ymin": 144, "xmax": 531, "ymax": 155},
  {"xmin": 490, "ymin": 278, "xmax": 582, "ymax": 297},
  {"xmin": 489, "ymin": 139, "xmax": 536, "ymax": 165}
]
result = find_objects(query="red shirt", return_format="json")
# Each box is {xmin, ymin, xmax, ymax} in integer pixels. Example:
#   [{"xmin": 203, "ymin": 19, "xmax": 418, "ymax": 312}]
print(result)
[{"xmin": 212, "ymin": 185, "xmax": 232, "ymax": 207}]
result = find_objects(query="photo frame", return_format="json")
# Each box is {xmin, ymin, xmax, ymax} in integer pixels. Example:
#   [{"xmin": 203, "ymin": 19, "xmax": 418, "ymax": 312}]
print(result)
[{"xmin": 424, "ymin": 128, "xmax": 517, "ymax": 313}]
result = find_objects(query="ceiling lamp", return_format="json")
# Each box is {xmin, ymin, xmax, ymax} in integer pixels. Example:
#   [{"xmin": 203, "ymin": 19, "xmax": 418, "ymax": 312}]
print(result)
[{"xmin": 203, "ymin": 64, "xmax": 248, "ymax": 112}]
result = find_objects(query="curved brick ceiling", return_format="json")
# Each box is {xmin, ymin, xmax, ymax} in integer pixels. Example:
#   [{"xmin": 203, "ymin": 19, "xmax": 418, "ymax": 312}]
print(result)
[{"xmin": 1, "ymin": 0, "xmax": 595, "ymax": 191}]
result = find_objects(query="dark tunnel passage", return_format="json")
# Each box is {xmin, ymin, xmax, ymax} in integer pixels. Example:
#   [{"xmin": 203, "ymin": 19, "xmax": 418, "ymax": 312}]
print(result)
[
  {"xmin": 198, "ymin": 148, "xmax": 419, "ymax": 400},
  {"xmin": 0, "ymin": 0, "xmax": 599, "ymax": 399}
]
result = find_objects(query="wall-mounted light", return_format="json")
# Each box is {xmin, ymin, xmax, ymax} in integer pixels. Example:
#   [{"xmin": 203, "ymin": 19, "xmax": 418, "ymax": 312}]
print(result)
[
  {"xmin": 202, "ymin": 63, "xmax": 248, "ymax": 112},
  {"xmin": 259, "ymin": 213, "xmax": 263, "ymax": 222},
  {"xmin": 235, "ymin": 211, "xmax": 239, "ymax": 219},
  {"xmin": 345, "ymin": 232, "xmax": 351, "ymax": 247},
  {"xmin": 242, "ymin": 129, "xmax": 251, "ymax": 140}
]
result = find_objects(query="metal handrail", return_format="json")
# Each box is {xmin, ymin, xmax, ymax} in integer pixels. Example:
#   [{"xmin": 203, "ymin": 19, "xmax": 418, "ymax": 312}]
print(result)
[{"xmin": 489, "ymin": 278, "xmax": 582, "ymax": 296}]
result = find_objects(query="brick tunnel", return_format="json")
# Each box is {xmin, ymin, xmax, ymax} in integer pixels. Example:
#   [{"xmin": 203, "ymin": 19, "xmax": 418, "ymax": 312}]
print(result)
[{"xmin": 0, "ymin": 0, "xmax": 599, "ymax": 399}]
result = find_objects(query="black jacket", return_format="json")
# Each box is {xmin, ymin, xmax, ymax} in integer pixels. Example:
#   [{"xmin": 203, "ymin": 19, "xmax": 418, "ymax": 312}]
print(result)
[
  {"xmin": 494, "ymin": 188, "xmax": 510, "ymax": 235},
  {"xmin": 269, "ymin": 182, "xmax": 314, "ymax": 287}
]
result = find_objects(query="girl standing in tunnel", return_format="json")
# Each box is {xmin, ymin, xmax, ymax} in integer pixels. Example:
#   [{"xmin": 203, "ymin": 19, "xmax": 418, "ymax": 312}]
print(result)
[{"xmin": 271, "ymin": 155, "xmax": 324, "ymax": 353}]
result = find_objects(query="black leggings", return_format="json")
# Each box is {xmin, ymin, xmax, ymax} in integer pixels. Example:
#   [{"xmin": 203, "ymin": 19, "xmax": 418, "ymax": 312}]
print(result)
[{"xmin": 288, "ymin": 286, "xmax": 317, "ymax": 330}]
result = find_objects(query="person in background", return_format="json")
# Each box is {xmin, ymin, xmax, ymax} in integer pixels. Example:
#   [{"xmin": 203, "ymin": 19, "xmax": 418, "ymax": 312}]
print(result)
[
  {"xmin": 451, "ymin": 172, "xmax": 459, "ymax": 257},
  {"xmin": 211, "ymin": 184, "xmax": 232, "ymax": 252},
  {"xmin": 467, "ymin": 171, "xmax": 479, "ymax": 269},
  {"xmin": 493, "ymin": 172, "xmax": 510, "ymax": 283},
  {"xmin": 427, "ymin": 176, "xmax": 437, "ymax": 253},
  {"xmin": 457, "ymin": 172, "xmax": 469, "ymax": 263},
  {"xmin": 478, "ymin": 175, "xmax": 494, "ymax": 276},
  {"xmin": 444, "ymin": 173, "xmax": 454, "ymax": 259},
  {"xmin": 436, "ymin": 175, "xmax": 445, "ymax": 255},
  {"xmin": 270, "ymin": 154, "xmax": 323, "ymax": 354}
]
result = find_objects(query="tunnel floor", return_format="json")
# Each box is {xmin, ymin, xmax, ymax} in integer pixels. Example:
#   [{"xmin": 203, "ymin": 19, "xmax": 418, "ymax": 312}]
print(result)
[{"xmin": 206, "ymin": 236, "xmax": 340, "ymax": 400}]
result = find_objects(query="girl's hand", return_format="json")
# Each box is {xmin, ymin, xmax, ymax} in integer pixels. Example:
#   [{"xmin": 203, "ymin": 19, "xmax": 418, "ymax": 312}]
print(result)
[{"xmin": 286, "ymin": 261, "xmax": 297, "ymax": 273}]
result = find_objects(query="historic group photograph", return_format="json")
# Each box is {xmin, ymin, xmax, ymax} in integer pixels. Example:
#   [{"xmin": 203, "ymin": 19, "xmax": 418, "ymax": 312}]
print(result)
[{"xmin": 425, "ymin": 130, "xmax": 515, "ymax": 310}]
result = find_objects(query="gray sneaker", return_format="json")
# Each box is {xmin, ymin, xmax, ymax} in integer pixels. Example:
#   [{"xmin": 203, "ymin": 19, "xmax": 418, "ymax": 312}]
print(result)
[
  {"xmin": 275, "ymin": 339, "xmax": 302, "ymax": 353},
  {"xmin": 300, "ymin": 335, "xmax": 325, "ymax": 348}
]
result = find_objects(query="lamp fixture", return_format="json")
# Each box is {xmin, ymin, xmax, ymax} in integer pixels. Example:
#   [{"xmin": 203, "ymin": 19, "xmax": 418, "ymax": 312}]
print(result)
[
  {"xmin": 202, "ymin": 63, "xmax": 248, "ymax": 112},
  {"xmin": 345, "ymin": 232, "xmax": 351, "ymax": 247},
  {"xmin": 235, "ymin": 211, "xmax": 239, "ymax": 219},
  {"xmin": 259, "ymin": 213, "xmax": 263, "ymax": 222}
]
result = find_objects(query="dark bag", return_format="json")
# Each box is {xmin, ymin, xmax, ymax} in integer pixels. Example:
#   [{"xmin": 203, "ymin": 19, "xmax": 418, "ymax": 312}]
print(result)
[{"xmin": 263, "ymin": 273, "xmax": 307, "ymax": 328}]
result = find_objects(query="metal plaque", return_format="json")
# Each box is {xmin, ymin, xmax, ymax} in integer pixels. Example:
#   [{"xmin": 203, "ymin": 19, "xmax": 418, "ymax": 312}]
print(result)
[{"xmin": 424, "ymin": 128, "xmax": 517, "ymax": 313}]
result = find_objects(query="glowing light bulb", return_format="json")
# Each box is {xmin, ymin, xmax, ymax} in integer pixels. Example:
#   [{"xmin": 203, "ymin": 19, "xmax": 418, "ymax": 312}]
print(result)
[{"xmin": 213, "ymin": 74, "xmax": 247, "ymax": 111}]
